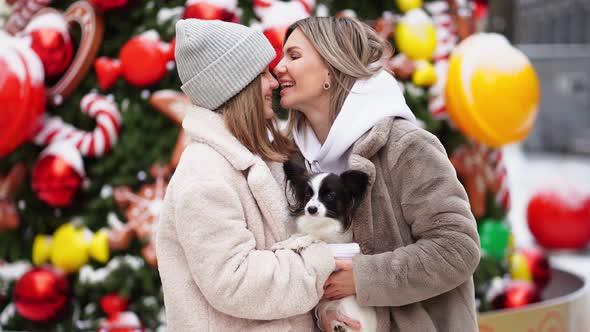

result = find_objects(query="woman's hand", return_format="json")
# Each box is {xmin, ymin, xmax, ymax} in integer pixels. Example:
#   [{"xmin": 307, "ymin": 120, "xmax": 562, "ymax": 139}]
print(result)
[{"xmin": 322, "ymin": 260, "xmax": 357, "ymax": 300}]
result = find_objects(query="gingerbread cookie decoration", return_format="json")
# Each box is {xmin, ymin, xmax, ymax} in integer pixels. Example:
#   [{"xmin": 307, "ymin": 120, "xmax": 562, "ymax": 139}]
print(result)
[
  {"xmin": 446, "ymin": 0, "xmax": 475, "ymax": 41},
  {"xmin": 0, "ymin": 163, "xmax": 27, "ymax": 231},
  {"xmin": 113, "ymin": 165, "xmax": 172, "ymax": 268},
  {"xmin": 450, "ymin": 142, "xmax": 500, "ymax": 218},
  {"xmin": 149, "ymin": 90, "xmax": 192, "ymax": 168},
  {"xmin": 388, "ymin": 53, "xmax": 416, "ymax": 80}
]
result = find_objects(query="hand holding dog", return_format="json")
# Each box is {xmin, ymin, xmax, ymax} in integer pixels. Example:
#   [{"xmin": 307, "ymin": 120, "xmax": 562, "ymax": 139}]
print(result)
[{"xmin": 322, "ymin": 260, "xmax": 356, "ymax": 300}]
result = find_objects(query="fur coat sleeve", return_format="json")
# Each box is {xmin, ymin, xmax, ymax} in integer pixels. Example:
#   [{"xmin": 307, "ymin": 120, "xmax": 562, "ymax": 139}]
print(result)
[{"xmin": 352, "ymin": 128, "xmax": 481, "ymax": 307}]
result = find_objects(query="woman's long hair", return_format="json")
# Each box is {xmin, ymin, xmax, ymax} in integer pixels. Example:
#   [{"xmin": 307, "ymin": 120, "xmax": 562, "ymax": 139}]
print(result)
[{"xmin": 219, "ymin": 74, "xmax": 295, "ymax": 162}]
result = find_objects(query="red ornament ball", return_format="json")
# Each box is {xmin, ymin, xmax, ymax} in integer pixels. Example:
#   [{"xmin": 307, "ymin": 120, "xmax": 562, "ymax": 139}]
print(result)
[
  {"xmin": 28, "ymin": 28, "xmax": 74, "ymax": 79},
  {"xmin": 24, "ymin": 12, "xmax": 74, "ymax": 79},
  {"xmin": 32, "ymin": 142, "xmax": 84, "ymax": 207},
  {"xmin": 98, "ymin": 311, "xmax": 143, "ymax": 332},
  {"xmin": 0, "ymin": 33, "xmax": 46, "ymax": 157},
  {"xmin": 119, "ymin": 32, "xmax": 169, "ymax": 87},
  {"xmin": 491, "ymin": 281, "xmax": 541, "ymax": 310},
  {"xmin": 90, "ymin": 0, "xmax": 129, "ymax": 11},
  {"xmin": 527, "ymin": 188, "xmax": 590, "ymax": 249},
  {"xmin": 183, "ymin": 2, "xmax": 238, "ymax": 22},
  {"xmin": 514, "ymin": 247, "xmax": 551, "ymax": 290},
  {"xmin": 13, "ymin": 267, "xmax": 69, "ymax": 322},
  {"xmin": 100, "ymin": 293, "xmax": 129, "ymax": 317}
]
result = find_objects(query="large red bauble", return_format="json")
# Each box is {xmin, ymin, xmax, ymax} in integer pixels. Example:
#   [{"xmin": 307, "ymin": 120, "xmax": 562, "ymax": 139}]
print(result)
[
  {"xmin": 491, "ymin": 281, "xmax": 541, "ymax": 310},
  {"xmin": 100, "ymin": 293, "xmax": 129, "ymax": 316},
  {"xmin": 263, "ymin": 26, "xmax": 287, "ymax": 72},
  {"xmin": 28, "ymin": 28, "xmax": 74, "ymax": 79},
  {"xmin": 31, "ymin": 143, "xmax": 84, "ymax": 207},
  {"xmin": 119, "ymin": 33, "xmax": 168, "ymax": 87},
  {"xmin": 527, "ymin": 188, "xmax": 590, "ymax": 249},
  {"xmin": 0, "ymin": 34, "xmax": 46, "ymax": 157},
  {"xmin": 183, "ymin": 2, "xmax": 238, "ymax": 22},
  {"xmin": 13, "ymin": 267, "xmax": 69, "ymax": 322}
]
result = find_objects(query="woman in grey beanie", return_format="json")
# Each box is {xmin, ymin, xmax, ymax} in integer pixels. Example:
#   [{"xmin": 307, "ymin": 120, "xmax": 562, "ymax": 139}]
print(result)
[{"xmin": 156, "ymin": 19, "xmax": 337, "ymax": 331}]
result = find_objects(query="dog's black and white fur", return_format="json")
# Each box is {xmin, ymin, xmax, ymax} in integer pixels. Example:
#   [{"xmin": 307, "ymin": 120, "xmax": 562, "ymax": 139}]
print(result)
[{"xmin": 272, "ymin": 160, "xmax": 377, "ymax": 332}]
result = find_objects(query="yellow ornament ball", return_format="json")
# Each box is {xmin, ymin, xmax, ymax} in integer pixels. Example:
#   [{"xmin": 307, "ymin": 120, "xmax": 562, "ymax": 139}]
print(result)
[
  {"xmin": 412, "ymin": 60, "xmax": 437, "ymax": 87},
  {"xmin": 396, "ymin": 0, "xmax": 423, "ymax": 13},
  {"xmin": 32, "ymin": 235, "xmax": 53, "ymax": 266},
  {"xmin": 395, "ymin": 9, "xmax": 437, "ymax": 60},
  {"xmin": 510, "ymin": 253, "xmax": 532, "ymax": 282},
  {"xmin": 50, "ymin": 223, "xmax": 90, "ymax": 274},
  {"xmin": 445, "ymin": 33, "xmax": 540, "ymax": 147}
]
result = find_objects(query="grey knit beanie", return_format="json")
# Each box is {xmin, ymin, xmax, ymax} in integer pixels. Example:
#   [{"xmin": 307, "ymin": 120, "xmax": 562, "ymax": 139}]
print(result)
[{"xmin": 175, "ymin": 19, "xmax": 276, "ymax": 110}]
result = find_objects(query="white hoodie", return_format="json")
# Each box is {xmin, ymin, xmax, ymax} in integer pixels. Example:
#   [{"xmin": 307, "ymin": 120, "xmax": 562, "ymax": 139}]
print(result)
[{"xmin": 293, "ymin": 71, "xmax": 416, "ymax": 174}]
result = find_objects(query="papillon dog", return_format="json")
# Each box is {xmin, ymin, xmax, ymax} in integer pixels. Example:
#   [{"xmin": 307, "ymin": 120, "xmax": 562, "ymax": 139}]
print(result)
[{"xmin": 271, "ymin": 160, "xmax": 377, "ymax": 332}]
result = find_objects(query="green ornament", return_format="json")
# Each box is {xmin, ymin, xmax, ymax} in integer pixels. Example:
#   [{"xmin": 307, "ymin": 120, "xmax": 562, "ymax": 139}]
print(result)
[{"xmin": 478, "ymin": 219, "xmax": 510, "ymax": 261}]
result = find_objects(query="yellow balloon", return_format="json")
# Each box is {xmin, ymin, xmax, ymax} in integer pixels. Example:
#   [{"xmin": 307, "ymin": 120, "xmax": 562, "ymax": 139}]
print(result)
[
  {"xmin": 32, "ymin": 235, "xmax": 52, "ymax": 265},
  {"xmin": 510, "ymin": 253, "xmax": 532, "ymax": 282},
  {"xmin": 50, "ymin": 224, "xmax": 89, "ymax": 274},
  {"xmin": 395, "ymin": 9, "xmax": 437, "ymax": 60},
  {"xmin": 396, "ymin": 0, "xmax": 423, "ymax": 13},
  {"xmin": 445, "ymin": 33, "xmax": 540, "ymax": 147},
  {"xmin": 412, "ymin": 60, "xmax": 437, "ymax": 87}
]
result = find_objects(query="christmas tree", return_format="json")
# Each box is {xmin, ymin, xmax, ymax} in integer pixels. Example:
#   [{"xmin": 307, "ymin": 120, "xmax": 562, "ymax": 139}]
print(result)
[{"xmin": 1, "ymin": 0, "xmax": 544, "ymax": 330}]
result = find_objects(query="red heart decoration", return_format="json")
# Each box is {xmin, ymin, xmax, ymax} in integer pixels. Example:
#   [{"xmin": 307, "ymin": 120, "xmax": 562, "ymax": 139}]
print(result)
[
  {"xmin": 94, "ymin": 57, "xmax": 122, "ymax": 90},
  {"xmin": 527, "ymin": 188, "xmax": 590, "ymax": 249}
]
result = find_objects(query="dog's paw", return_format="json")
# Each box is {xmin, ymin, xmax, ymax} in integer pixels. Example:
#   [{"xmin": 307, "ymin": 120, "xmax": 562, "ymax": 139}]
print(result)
[
  {"xmin": 332, "ymin": 323, "xmax": 347, "ymax": 332},
  {"xmin": 271, "ymin": 234, "xmax": 317, "ymax": 251}
]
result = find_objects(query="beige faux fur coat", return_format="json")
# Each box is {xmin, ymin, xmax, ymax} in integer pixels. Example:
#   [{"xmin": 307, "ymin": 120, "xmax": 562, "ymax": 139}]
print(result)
[
  {"xmin": 348, "ymin": 118, "xmax": 481, "ymax": 331},
  {"xmin": 156, "ymin": 107, "xmax": 335, "ymax": 331}
]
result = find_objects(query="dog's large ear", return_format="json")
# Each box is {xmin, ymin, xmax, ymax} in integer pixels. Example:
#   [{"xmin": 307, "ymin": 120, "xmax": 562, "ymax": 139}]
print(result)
[
  {"xmin": 283, "ymin": 160, "xmax": 309, "ymax": 215},
  {"xmin": 283, "ymin": 159, "xmax": 307, "ymax": 184},
  {"xmin": 340, "ymin": 170, "xmax": 369, "ymax": 201}
]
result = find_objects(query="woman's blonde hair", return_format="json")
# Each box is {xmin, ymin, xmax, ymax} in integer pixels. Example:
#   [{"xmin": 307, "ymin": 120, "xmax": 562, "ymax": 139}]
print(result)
[
  {"xmin": 219, "ymin": 74, "xmax": 295, "ymax": 162},
  {"xmin": 284, "ymin": 16, "xmax": 392, "ymax": 133}
]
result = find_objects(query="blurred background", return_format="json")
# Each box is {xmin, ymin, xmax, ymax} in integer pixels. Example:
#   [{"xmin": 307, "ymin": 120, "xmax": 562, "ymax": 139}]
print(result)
[{"xmin": 0, "ymin": 0, "xmax": 589, "ymax": 331}]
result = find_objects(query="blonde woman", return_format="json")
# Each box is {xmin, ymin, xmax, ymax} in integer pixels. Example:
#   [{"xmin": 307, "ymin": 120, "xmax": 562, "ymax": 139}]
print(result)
[
  {"xmin": 274, "ymin": 17, "xmax": 481, "ymax": 331},
  {"xmin": 156, "ymin": 19, "xmax": 339, "ymax": 331}
]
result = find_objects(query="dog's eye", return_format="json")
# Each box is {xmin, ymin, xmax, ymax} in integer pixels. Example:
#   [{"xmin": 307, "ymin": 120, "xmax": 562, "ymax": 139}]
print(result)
[
  {"xmin": 325, "ymin": 192, "xmax": 335, "ymax": 201},
  {"xmin": 304, "ymin": 187, "xmax": 313, "ymax": 200}
]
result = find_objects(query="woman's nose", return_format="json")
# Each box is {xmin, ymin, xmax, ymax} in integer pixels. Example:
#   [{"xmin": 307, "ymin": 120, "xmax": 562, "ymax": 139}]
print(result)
[
  {"xmin": 273, "ymin": 58, "xmax": 286, "ymax": 76},
  {"xmin": 269, "ymin": 76, "xmax": 279, "ymax": 90}
]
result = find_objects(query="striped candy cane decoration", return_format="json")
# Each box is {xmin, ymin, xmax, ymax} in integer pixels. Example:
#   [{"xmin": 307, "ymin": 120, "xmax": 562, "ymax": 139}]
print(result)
[
  {"xmin": 4, "ymin": 0, "xmax": 52, "ymax": 35},
  {"xmin": 425, "ymin": 1, "xmax": 458, "ymax": 119},
  {"xmin": 34, "ymin": 93, "xmax": 121, "ymax": 157}
]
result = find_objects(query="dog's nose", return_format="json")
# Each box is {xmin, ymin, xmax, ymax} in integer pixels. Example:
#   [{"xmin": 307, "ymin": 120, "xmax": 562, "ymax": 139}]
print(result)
[{"xmin": 307, "ymin": 206, "xmax": 318, "ymax": 215}]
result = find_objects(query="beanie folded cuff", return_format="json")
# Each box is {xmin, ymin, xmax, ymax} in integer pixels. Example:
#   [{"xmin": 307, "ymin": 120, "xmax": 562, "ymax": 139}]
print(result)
[{"xmin": 180, "ymin": 31, "xmax": 276, "ymax": 110}]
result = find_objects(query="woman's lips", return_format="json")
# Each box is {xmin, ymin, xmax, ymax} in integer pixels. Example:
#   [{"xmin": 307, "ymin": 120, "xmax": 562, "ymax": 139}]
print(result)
[{"xmin": 280, "ymin": 86, "xmax": 292, "ymax": 97}]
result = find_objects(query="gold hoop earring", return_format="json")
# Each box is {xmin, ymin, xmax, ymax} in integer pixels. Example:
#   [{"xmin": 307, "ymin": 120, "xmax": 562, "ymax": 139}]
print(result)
[{"xmin": 323, "ymin": 82, "xmax": 331, "ymax": 90}]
